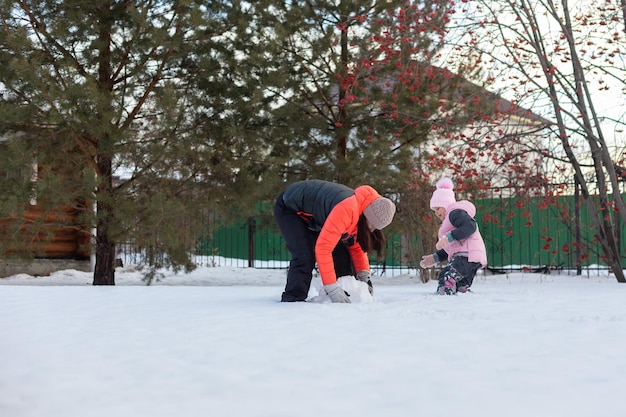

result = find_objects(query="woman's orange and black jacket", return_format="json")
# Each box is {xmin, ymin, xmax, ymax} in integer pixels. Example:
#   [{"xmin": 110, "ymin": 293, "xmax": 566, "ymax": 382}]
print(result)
[{"xmin": 281, "ymin": 179, "xmax": 383, "ymax": 285}]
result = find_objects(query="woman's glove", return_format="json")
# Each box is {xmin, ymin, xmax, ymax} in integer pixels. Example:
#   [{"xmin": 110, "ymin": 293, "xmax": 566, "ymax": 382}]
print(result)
[
  {"xmin": 324, "ymin": 283, "xmax": 351, "ymax": 303},
  {"xmin": 357, "ymin": 270, "xmax": 374, "ymax": 295}
]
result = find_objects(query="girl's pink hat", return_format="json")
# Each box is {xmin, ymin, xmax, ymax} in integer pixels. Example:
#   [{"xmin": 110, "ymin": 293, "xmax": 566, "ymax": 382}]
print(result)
[{"xmin": 429, "ymin": 178, "xmax": 456, "ymax": 209}]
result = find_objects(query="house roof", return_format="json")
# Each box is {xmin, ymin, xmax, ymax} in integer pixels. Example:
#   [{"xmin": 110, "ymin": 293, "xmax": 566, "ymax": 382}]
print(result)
[{"xmin": 329, "ymin": 64, "xmax": 551, "ymax": 126}]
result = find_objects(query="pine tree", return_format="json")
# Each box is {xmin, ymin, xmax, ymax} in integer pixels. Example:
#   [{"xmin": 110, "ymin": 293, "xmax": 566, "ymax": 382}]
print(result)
[{"xmin": 0, "ymin": 0, "xmax": 266, "ymax": 284}]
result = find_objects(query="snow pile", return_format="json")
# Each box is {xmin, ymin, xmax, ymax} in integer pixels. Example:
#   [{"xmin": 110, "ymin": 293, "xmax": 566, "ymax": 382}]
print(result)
[{"xmin": 308, "ymin": 275, "xmax": 375, "ymax": 303}]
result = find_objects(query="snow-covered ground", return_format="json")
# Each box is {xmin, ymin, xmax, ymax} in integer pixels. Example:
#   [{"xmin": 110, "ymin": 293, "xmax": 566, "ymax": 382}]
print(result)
[{"xmin": 1, "ymin": 261, "xmax": 625, "ymax": 417}]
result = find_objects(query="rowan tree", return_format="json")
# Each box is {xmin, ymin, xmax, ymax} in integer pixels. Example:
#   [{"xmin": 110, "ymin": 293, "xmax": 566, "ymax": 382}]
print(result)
[
  {"xmin": 244, "ymin": 1, "xmax": 496, "ymax": 197},
  {"xmin": 444, "ymin": 0, "xmax": 626, "ymax": 281}
]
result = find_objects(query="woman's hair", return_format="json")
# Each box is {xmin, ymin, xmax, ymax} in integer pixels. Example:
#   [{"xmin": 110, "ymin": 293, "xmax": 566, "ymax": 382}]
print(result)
[{"xmin": 357, "ymin": 215, "xmax": 386, "ymax": 258}]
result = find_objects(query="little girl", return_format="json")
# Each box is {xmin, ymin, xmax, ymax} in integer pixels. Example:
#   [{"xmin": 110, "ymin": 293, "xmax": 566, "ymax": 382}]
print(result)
[{"xmin": 420, "ymin": 178, "xmax": 487, "ymax": 294}]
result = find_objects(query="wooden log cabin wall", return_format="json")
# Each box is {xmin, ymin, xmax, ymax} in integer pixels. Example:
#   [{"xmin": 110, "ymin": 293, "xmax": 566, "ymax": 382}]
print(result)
[
  {"xmin": 0, "ymin": 136, "xmax": 93, "ymax": 261},
  {"xmin": 1, "ymin": 203, "xmax": 91, "ymax": 260}
]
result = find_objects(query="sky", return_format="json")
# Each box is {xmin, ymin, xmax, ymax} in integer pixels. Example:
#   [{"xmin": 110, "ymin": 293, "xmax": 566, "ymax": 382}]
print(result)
[{"xmin": 1, "ymin": 260, "xmax": 625, "ymax": 417}]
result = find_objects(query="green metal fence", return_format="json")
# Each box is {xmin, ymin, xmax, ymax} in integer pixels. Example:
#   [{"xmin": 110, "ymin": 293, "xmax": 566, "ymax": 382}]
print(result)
[
  {"xmin": 475, "ymin": 192, "xmax": 624, "ymax": 271},
  {"xmin": 192, "ymin": 189, "xmax": 625, "ymax": 275},
  {"xmin": 117, "ymin": 184, "xmax": 625, "ymax": 276}
]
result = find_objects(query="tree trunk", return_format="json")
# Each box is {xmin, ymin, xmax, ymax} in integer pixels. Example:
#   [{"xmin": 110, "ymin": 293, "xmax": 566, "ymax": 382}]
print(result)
[
  {"xmin": 609, "ymin": 260, "xmax": 626, "ymax": 283},
  {"xmin": 92, "ymin": 5, "xmax": 116, "ymax": 286},
  {"xmin": 93, "ymin": 230, "xmax": 116, "ymax": 285},
  {"xmin": 337, "ymin": 21, "xmax": 349, "ymax": 162},
  {"xmin": 93, "ymin": 153, "xmax": 115, "ymax": 285},
  {"xmin": 575, "ymin": 174, "xmax": 625, "ymax": 283}
]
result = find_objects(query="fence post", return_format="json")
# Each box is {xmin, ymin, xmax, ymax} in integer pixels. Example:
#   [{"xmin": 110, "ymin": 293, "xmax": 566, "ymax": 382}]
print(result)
[
  {"xmin": 574, "ymin": 175, "xmax": 582, "ymax": 276},
  {"xmin": 248, "ymin": 216, "xmax": 255, "ymax": 268},
  {"xmin": 616, "ymin": 202, "xmax": 621, "ymax": 258}
]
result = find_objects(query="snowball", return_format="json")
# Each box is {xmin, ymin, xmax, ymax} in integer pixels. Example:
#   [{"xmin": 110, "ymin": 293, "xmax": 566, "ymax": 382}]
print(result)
[{"xmin": 308, "ymin": 275, "xmax": 375, "ymax": 303}]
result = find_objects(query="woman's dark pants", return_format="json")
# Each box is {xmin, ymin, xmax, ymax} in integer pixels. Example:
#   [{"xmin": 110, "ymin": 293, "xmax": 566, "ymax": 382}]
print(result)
[{"xmin": 274, "ymin": 194, "xmax": 353, "ymax": 302}]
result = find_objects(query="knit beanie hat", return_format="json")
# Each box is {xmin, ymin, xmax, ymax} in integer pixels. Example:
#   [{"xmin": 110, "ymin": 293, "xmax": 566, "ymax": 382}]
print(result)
[
  {"xmin": 429, "ymin": 178, "xmax": 456, "ymax": 209},
  {"xmin": 363, "ymin": 197, "xmax": 396, "ymax": 230}
]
